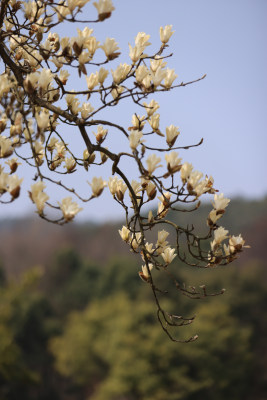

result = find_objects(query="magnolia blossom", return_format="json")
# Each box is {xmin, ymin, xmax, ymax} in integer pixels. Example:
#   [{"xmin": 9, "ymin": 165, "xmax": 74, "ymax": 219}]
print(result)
[
  {"xmin": 156, "ymin": 230, "xmax": 169, "ymax": 254},
  {"xmin": 89, "ymin": 176, "xmax": 107, "ymax": 197},
  {"xmin": 86, "ymin": 72, "xmax": 99, "ymax": 90},
  {"xmin": 229, "ymin": 235, "xmax": 246, "ymax": 254},
  {"xmin": 93, "ymin": 125, "xmax": 108, "ymax": 143},
  {"xmin": 58, "ymin": 70, "xmax": 70, "ymax": 85},
  {"xmin": 129, "ymin": 130, "xmax": 143, "ymax": 151},
  {"xmin": 135, "ymin": 65, "xmax": 150, "ymax": 83},
  {"xmin": 129, "ymin": 43, "xmax": 146, "ymax": 64},
  {"xmin": 135, "ymin": 32, "xmax": 151, "ymax": 48},
  {"xmin": 143, "ymin": 99, "xmax": 160, "ymax": 116},
  {"xmin": 59, "ymin": 197, "xmax": 83, "ymax": 221},
  {"xmin": 111, "ymin": 86, "xmax": 124, "ymax": 100},
  {"xmin": 35, "ymin": 110, "xmax": 50, "ymax": 131},
  {"xmin": 5, "ymin": 157, "xmax": 21, "ymax": 174},
  {"xmin": 145, "ymin": 180, "xmax": 157, "ymax": 200},
  {"xmin": 146, "ymin": 154, "xmax": 162, "ymax": 175},
  {"xmin": 111, "ymin": 63, "xmax": 131, "ymax": 84},
  {"xmin": 164, "ymin": 68, "xmax": 178, "ymax": 88},
  {"xmin": 151, "ymin": 67, "xmax": 167, "ymax": 87},
  {"xmin": 30, "ymin": 181, "xmax": 49, "ymax": 214},
  {"xmin": 166, "ymin": 124, "xmax": 180, "ymax": 147},
  {"xmin": 0, "ymin": 171, "xmax": 8, "ymax": 193},
  {"xmin": 0, "ymin": 74, "xmax": 12, "ymax": 98},
  {"xmin": 139, "ymin": 263, "xmax": 153, "ymax": 281},
  {"xmin": 150, "ymin": 56, "xmax": 167, "ymax": 73},
  {"xmin": 148, "ymin": 114, "xmax": 160, "ymax": 132},
  {"xmin": 213, "ymin": 227, "xmax": 229, "ymax": 245},
  {"xmin": 101, "ymin": 38, "xmax": 119, "ymax": 58},
  {"xmin": 98, "ymin": 67, "xmax": 109, "ymax": 84},
  {"xmin": 7, "ymin": 175, "xmax": 23, "ymax": 198},
  {"xmin": 165, "ymin": 151, "xmax": 182, "ymax": 173},
  {"xmin": 116, "ymin": 179, "xmax": 127, "ymax": 201},
  {"xmin": 131, "ymin": 114, "xmax": 146, "ymax": 130},
  {"xmin": 64, "ymin": 157, "xmax": 76, "ymax": 172},
  {"xmin": 212, "ymin": 193, "xmax": 230, "ymax": 212},
  {"xmin": 93, "ymin": 0, "xmax": 115, "ymax": 18},
  {"xmin": 159, "ymin": 25, "xmax": 175, "ymax": 44},
  {"xmin": 80, "ymin": 102, "xmax": 94, "ymax": 119},
  {"xmin": 38, "ymin": 69, "xmax": 54, "ymax": 90},
  {"xmin": 0, "ymin": 136, "xmax": 13, "ymax": 158},
  {"xmin": 180, "ymin": 162, "xmax": 194, "ymax": 183},
  {"xmin": 108, "ymin": 176, "xmax": 119, "ymax": 195},
  {"xmin": 118, "ymin": 225, "xmax": 130, "ymax": 242},
  {"xmin": 131, "ymin": 232, "xmax": 142, "ymax": 250},
  {"xmin": 162, "ymin": 247, "xmax": 177, "ymax": 264}
]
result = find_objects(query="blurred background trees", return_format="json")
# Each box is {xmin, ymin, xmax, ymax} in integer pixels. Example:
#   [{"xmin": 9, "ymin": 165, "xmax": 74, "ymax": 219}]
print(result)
[{"xmin": 0, "ymin": 197, "xmax": 266, "ymax": 400}]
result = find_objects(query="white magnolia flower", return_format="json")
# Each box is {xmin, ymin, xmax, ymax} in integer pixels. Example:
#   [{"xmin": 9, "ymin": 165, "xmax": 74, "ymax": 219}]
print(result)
[
  {"xmin": 229, "ymin": 235, "xmax": 246, "ymax": 253},
  {"xmin": 140, "ymin": 263, "xmax": 153, "ymax": 281},
  {"xmin": 129, "ymin": 130, "xmax": 143, "ymax": 151},
  {"xmin": 7, "ymin": 174, "xmax": 23, "ymax": 198},
  {"xmin": 58, "ymin": 70, "xmax": 70, "ymax": 85},
  {"xmin": 89, "ymin": 176, "xmax": 107, "ymax": 197},
  {"xmin": 151, "ymin": 67, "xmax": 167, "ymax": 87},
  {"xmin": 150, "ymin": 56, "xmax": 167, "ymax": 73},
  {"xmin": 93, "ymin": 125, "xmax": 108, "ymax": 143},
  {"xmin": 0, "ymin": 136, "xmax": 13, "ymax": 158},
  {"xmin": 146, "ymin": 154, "xmax": 162, "ymax": 175},
  {"xmin": 135, "ymin": 32, "xmax": 151, "ymax": 48},
  {"xmin": 212, "ymin": 193, "xmax": 230, "ymax": 212},
  {"xmin": 180, "ymin": 162, "xmax": 194, "ymax": 183},
  {"xmin": 213, "ymin": 227, "xmax": 229, "ymax": 245},
  {"xmin": 35, "ymin": 110, "xmax": 50, "ymax": 131},
  {"xmin": 59, "ymin": 197, "xmax": 83, "ymax": 221},
  {"xmin": 80, "ymin": 102, "xmax": 94, "ymax": 119},
  {"xmin": 131, "ymin": 114, "xmax": 146, "ymax": 130},
  {"xmin": 111, "ymin": 63, "xmax": 131, "ymax": 84},
  {"xmin": 148, "ymin": 114, "xmax": 160, "ymax": 131},
  {"xmin": 166, "ymin": 124, "xmax": 180, "ymax": 147},
  {"xmin": 108, "ymin": 176, "xmax": 119, "ymax": 195},
  {"xmin": 111, "ymin": 86, "xmax": 124, "ymax": 100},
  {"xmin": 86, "ymin": 72, "xmax": 99, "ymax": 90},
  {"xmin": 143, "ymin": 99, "xmax": 160, "ymax": 116},
  {"xmin": 131, "ymin": 232, "xmax": 142, "ymax": 250},
  {"xmin": 118, "ymin": 225, "xmax": 130, "ymax": 242},
  {"xmin": 98, "ymin": 68, "xmax": 109, "ymax": 84},
  {"xmin": 38, "ymin": 69, "xmax": 54, "ymax": 90},
  {"xmin": 135, "ymin": 65, "xmax": 149, "ymax": 83},
  {"xmin": 128, "ymin": 43, "xmax": 146, "ymax": 64},
  {"xmin": 159, "ymin": 25, "xmax": 175, "ymax": 44},
  {"xmin": 162, "ymin": 247, "xmax": 177, "ymax": 264},
  {"xmin": 101, "ymin": 37, "xmax": 119, "ymax": 58},
  {"xmin": 165, "ymin": 151, "xmax": 182, "ymax": 173},
  {"xmin": 64, "ymin": 157, "xmax": 76, "ymax": 172},
  {"xmin": 0, "ymin": 171, "xmax": 8, "ymax": 193},
  {"xmin": 93, "ymin": 0, "xmax": 115, "ymax": 17},
  {"xmin": 30, "ymin": 181, "xmax": 49, "ymax": 214},
  {"xmin": 164, "ymin": 68, "xmax": 178, "ymax": 88}
]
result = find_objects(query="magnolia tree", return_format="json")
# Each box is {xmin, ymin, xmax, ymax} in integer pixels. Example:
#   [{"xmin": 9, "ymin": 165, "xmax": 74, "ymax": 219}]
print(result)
[{"xmin": 0, "ymin": 0, "xmax": 248, "ymax": 341}]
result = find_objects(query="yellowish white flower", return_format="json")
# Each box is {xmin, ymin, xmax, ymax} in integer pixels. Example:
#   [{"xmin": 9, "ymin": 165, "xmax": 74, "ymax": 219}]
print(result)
[
  {"xmin": 164, "ymin": 68, "xmax": 178, "ymax": 88},
  {"xmin": 162, "ymin": 247, "xmax": 176, "ymax": 264},
  {"xmin": 229, "ymin": 235, "xmax": 246, "ymax": 254},
  {"xmin": 146, "ymin": 154, "xmax": 162, "ymax": 175},
  {"xmin": 143, "ymin": 99, "xmax": 160, "ymax": 116},
  {"xmin": 111, "ymin": 63, "xmax": 131, "ymax": 84},
  {"xmin": 129, "ymin": 130, "xmax": 143, "ymax": 151},
  {"xmin": 166, "ymin": 124, "xmax": 180, "ymax": 147},
  {"xmin": 212, "ymin": 193, "xmax": 230, "ymax": 212},
  {"xmin": 38, "ymin": 69, "xmax": 54, "ymax": 90},
  {"xmin": 131, "ymin": 114, "xmax": 146, "ymax": 130},
  {"xmin": 80, "ymin": 102, "xmax": 94, "ymax": 119},
  {"xmin": 159, "ymin": 25, "xmax": 175, "ymax": 44},
  {"xmin": 64, "ymin": 157, "xmax": 76, "ymax": 172},
  {"xmin": 30, "ymin": 181, "xmax": 49, "ymax": 214},
  {"xmin": 140, "ymin": 263, "xmax": 153, "ymax": 281},
  {"xmin": 93, "ymin": 0, "xmax": 115, "ymax": 18},
  {"xmin": 108, "ymin": 176, "xmax": 119, "ymax": 195},
  {"xmin": 59, "ymin": 197, "xmax": 83, "ymax": 221},
  {"xmin": 86, "ymin": 72, "xmax": 99, "ymax": 90},
  {"xmin": 0, "ymin": 136, "xmax": 13, "ymax": 158},
  {"xmin": 111, "ymin": 86, "xmax": 124, "ymax": 100},
  {"xmin": 135, "ymin": 65, "xmax": 150, "ymax": 83},
  {"xmin": 165, "ymin": 151, "xmax": 182, "ymax": 174},
  {"xmin": 118, "ymin": 225, "xmax": 130, "ymax": 242},
  {"xmin": 7, "ymin": 174, "xmax": 23, "ymax": 198},
  {"xmin": 98, "ymin": 67, "xmax": 109, "ymax": 85},
  {"xmin": 131, "ymin": 232, "xmax": 142, "ymax": 250},
  {"xmin": 89, "ymin": 176, "xmax": 107, "ymax": 197},
  {"xmin": 101, "ymin": 38, "xmax": 119, "ymax": 58},
  {"xmin": 148, "ymin": 114, "xmax": 160, "ymax": 131},
  {"xmin": 93, "ymin": 125, "xmax": 108, "ymax": 143}
]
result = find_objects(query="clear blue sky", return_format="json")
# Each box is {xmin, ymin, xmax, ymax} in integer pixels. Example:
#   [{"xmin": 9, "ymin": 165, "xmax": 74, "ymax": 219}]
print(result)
[{"xmin": 1, "ymin": 0, "xmax": 266, "ymax": 222}]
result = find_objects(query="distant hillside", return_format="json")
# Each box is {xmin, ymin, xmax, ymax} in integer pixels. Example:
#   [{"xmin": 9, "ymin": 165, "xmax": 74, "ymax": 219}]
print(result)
[{"xmin": 0, "ymin": 197, "xmax": 266, "ymax": 276}]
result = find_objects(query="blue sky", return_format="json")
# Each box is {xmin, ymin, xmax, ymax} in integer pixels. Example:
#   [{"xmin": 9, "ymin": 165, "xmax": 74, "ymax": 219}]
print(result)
[{"xmin": 1, "ymin": 0, "xmax": 266, "ymax": 222}]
